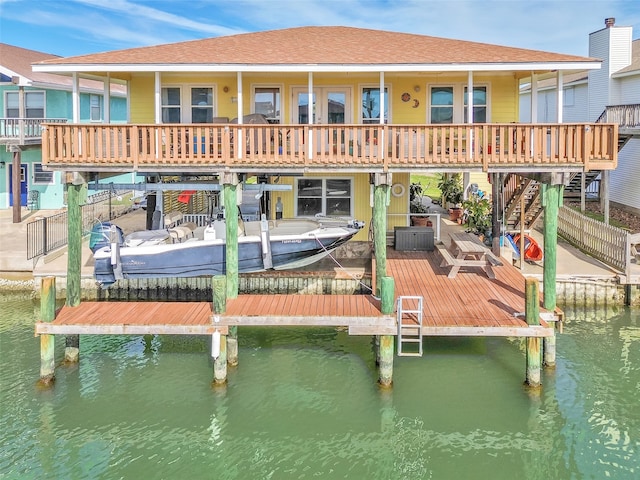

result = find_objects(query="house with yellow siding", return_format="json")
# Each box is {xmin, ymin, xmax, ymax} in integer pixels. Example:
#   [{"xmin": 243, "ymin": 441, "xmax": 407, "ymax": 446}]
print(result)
[{"xmin": 32, "ymin": 26, "xmax": 617, "ymax": 244}]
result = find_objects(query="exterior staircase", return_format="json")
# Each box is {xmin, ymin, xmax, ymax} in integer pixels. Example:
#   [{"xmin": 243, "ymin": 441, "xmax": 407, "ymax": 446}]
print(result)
[{"xmin": 503, "ymin": 104, "xmax": 640, "ymax": 230}]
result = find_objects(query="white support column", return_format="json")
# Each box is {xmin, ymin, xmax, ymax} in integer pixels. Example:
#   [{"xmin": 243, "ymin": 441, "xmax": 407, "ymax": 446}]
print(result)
[
  {"xmin": 308, "ymin": 71, "xmax": 313, "ymax": 159},
  {"xmin": 237, "ymin": 72, "xmax": 243, "ymax": 160},
  {"xmin": 467, "ymin": 71, "xmax": 474, "ymax": 124},
  {"xmin": 103, "ymin": 74, "xmax": 111, "ymax": 123},
  {"xmin": 556, "ymin": 71, "xmax": 563, "ymax": 123},
  {"xmin": 154, "ymin": 72, "xmax": 162, "ymax": 124},
  {"xmin": 530, "ymin": 73, "xmax": 538, "ymax": 124},
  {"xmin": 236, "ymin": 72, "xmax": 243, "ymax": 122},
  {"xmin": 126, "ymin": 79, "xmax": 131, "ymax": 123},
  {"xmin": 154, "ymin": 72, "xmax": 162, "ymax": 162},
  {"xmin": 72, "ymin": 72, "xmax": 80, "ymax": 123}
]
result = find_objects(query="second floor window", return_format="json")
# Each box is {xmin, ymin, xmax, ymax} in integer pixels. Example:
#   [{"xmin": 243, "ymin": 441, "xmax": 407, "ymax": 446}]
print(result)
[
  {"xmin": 161, "ymin": 87, "xmax": 181, "ymax": 123},
  {"xmin": 430, "ymin": 84, "xmax": 489, "ymax": 123},
  {"xmin": 254, "ymin": 87, "xmax": 280, "ymax": 123},
  {"xmin": 430, "ymin": 87, "xmax": 454, "ymax": 124},
  {"xmin": 464, "ymin": 86, "xmax": 487, "ymax": 123},
  {"xmin": 5, "ymin": 91, "xmax": 45, "ymax": 118},
  {"xmin": 90, "ymin": 94, "xmax": 102, "ymax": 121},
  {"xmin": 162, "ymin": 86, "xmax": 214, "ymax": 123},
  {"xmin": 191, "ymin": 88, "xmax": 213, "ymax": 123},
  {"xmin": 361, "ymin": 87, "xmax": 388, "ymax": 124}
]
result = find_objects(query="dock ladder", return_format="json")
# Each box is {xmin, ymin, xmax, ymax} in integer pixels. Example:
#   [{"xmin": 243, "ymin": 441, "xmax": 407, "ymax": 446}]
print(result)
[{"xmin": 396, "ymin": 296, "xmax": 423, "ymax": 357}]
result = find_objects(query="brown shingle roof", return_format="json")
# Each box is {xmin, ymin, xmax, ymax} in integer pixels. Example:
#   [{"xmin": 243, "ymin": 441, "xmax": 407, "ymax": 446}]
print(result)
[
  {"xmin": 0, "ymin": 43, "xmax": 63, "ymax": 83},
  {"xmin": 1, "ymin": 43, "xmax": 126, "ymax": 94},
  {"xmin": 35, "ymin": 26, "xmax": 596, "ymax": 67}
]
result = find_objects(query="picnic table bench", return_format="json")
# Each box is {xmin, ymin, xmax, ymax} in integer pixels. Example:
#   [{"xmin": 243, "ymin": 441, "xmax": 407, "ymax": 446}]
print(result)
[{"xmin": 436, "ymin": 232, "xmax": 503, "ymax": 278}]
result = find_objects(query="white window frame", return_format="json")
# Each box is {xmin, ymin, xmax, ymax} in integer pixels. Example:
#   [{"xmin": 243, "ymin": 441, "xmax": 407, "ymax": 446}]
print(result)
[
  {"xmin": 161, "ymin": 86, "xmax": 182, "ymax": 123},
  {"xmin": 360, "ymin": 85, "xmax": 390, "ymax": 124},
  {"xmin": 563, "ymin": 86, "xmax": 575, "ymax": 107},
  {"xmin": 33, "ymin": 163, "xmax": 55, "ymax": 185},
  {"xmin": 464, "ymin": 85, "xmax": 488, "ymax": 123},
  {"xmin": 252, "ymin": 84, "xmax": 283, "ymax": 123},
  {"xmin": 161, "ymin": 85, "xmax": 217, "ymax": 123},
  {"xmin": 90, "ymin": 94, "xmax": 102, "ymax": 122},
  {"xmin": 295, "ymin": 176, "xmax": 354, "ymax": 217},
  {"xmin": 5, "ymin": 90, "xmax": 46, "ymax": 118},
  {"xmin": 428, "ymin": 83, "xmax": 490, "ymax": 123}
]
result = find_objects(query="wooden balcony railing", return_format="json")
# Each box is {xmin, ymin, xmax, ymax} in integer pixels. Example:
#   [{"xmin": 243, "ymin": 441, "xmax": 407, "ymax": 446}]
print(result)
[
  {"xmin": 41, "ymin": 123, "xmax": 618, "ymax": 173},
  {"xmin": 0, "ymin": 118, "xmax": 67, "ymax": 146},
  {"xmin": 596, "ymin": 104, "xmax": 640, "ymax": 128}
]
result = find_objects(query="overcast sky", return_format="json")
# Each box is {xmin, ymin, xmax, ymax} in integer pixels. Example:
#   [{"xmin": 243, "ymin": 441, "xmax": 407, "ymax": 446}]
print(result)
[{"xmin": 1, "ymin": 0, "xmax": 639, "ymax": 58}]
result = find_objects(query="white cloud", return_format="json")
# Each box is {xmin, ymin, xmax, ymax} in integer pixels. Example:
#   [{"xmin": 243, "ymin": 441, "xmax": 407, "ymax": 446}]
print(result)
[{"xmin": 1, "ymin": 0, "xmax": 639, "ymax": 57}]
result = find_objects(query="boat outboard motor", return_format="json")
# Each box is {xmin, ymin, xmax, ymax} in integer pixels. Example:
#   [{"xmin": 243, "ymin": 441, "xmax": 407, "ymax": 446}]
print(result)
[{"xmin": 89, "ymin": 222, "xmax": 124, "ymax": 253}]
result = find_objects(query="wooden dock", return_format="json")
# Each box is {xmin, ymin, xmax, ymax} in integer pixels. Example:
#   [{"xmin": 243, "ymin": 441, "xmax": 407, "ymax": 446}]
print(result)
[{"xmin": 35, "ymin": 248, "xmax": 553, "ymax": 339}]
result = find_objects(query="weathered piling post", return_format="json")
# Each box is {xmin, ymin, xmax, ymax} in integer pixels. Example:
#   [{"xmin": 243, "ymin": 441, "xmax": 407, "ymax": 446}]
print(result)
[
  {"xmin": 372, "ymin": 173, "xmax": 390, "ymax": 296},
  {"xmin": 212, "ymin": 275, "xmax": 228, "ymax": 383},
  {"xmin": 525, "ymin": 278, "xmax": 541, "ymax": 388},
  {"xmin": 212, "ymin": 329, "xmax": 227, "ymax": 386},
  {"xmin": 378, "ymin": 276, "xmax": 395, "ymax": 388},
  {"xmin": 65, "ymin": 175, "xmax": 86, "ymax": 363},
  {"xmin": 542, "ymin": 183, "xmax": 562, "ymax": 368},
  {"xmin": 214, "ymin": 274, "xmax": 237, "ymax": 367},
  {"xmin": 38, "ymin": 276, "xmax": 56, "ymax": 387},
  {"xmin": 221, "ymin": 173, "xmax": 239, "ymax": 299}
]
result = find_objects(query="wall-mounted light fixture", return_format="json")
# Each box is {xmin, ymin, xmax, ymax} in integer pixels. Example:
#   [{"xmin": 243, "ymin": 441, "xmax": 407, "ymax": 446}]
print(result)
[{"xmin": 231, "ymin": 96, "xmax": 238, "ymax": 103}]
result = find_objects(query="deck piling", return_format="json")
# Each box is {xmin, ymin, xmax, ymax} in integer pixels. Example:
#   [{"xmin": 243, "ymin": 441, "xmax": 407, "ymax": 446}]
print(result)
[
  {"xmin": 378, "ymin": 335, "xmax": 394, "ymax": 388},
  {"xmin": 213, "ymin": 333, "xmax": 227, "ymax": 385},
  {"xmin": 38, "ymin": 277, "xmax": 56, "ymax": 387},
  {"xmin": 525, "ymin": 278, "xmax": 541, "ymax": 388}
]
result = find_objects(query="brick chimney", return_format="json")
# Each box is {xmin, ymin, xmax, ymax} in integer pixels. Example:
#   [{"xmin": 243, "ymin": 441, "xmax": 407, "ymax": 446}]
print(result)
[{"xmin": 605, "ymin": 17, "xmax": 615, "ymax": 28}]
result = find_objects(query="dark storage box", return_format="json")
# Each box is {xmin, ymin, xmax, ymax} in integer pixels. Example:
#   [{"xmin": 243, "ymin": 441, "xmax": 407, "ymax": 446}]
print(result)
[{"xmin": 394, "ymin": 227, "xmax": 435, "ymax": 251}]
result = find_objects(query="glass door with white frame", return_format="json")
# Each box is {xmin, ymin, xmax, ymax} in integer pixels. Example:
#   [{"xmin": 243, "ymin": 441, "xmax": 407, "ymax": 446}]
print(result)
[{"xmin": 293, "ymin": 87, "xmax": 350, "ymax": 156}]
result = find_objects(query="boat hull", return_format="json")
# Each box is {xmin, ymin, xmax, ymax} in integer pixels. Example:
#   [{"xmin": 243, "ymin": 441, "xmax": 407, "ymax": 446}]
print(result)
[{"xmin": 93, "ymin": 223, "xmax": 359, "ymax": 287}]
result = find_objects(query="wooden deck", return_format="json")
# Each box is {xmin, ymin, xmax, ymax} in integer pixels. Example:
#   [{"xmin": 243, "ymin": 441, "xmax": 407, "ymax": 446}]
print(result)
[
  {"xmin": 387, "ymin": 248, "xmax": 553, "ymax": 337},
  {"xmin": 35, "ymin": 247, "xmax": 554, "ymax": 339},
  {"xmin": 35, "ymin": 302, "xmax": 224, "ymax": 335}
]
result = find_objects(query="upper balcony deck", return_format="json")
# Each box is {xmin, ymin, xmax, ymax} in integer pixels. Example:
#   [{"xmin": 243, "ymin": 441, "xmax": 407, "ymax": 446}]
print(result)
[
  {"xmin": 41, "ymin": 122, "xmax": 618, "ymax": 174},
  {"xmin": 1, "ymin": 118, "xmax": 67, "ymax": 147}
]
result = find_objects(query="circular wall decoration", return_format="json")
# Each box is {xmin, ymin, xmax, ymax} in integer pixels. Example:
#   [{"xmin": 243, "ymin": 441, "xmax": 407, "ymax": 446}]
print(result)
[
  {"xmin": 391, "ymin": 183, "xmax": 405, "ymax": 197},
  {"xmin": 401, "ymin": 92, "xmax": 411, "ymax": 102},
  {"xmin": 413, "ymin": 99, "xmax": 420, "ymax": 108}
]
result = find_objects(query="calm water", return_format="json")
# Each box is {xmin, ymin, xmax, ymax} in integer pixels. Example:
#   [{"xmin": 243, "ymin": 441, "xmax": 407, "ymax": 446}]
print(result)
[{"xmin": 0, "ymin": 294, "xmax": 638, "ymax": 480}]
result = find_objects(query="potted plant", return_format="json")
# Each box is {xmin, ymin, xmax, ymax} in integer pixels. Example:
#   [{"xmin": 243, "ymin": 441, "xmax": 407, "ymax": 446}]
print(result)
[
  {"xmin": 409, "ymin": 182, "xmax": 433, "ymax": 226},
  {"xmin": 437, "ymin": 173, "xmax": 463, "ymax": 221},
  {"xmin": 462, "ymin": 195, "xmax": 492, "ymax": 238}
]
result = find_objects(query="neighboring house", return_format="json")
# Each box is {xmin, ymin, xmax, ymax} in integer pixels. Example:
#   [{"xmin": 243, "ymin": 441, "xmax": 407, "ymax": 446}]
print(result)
[
  {"xmin": 520, "ymin": 18, "xmax": 640, "ymax": 216},
  {"xmin": 0, "ymin": 43, "xmax": 129, "ymax": 210},
  {"xmin": 32, "ymin": 27, "xmax": 617, "ymax": 242}
]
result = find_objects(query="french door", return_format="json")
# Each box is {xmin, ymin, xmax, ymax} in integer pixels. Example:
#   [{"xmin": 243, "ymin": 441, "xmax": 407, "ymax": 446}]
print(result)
[
  {"xmin": 292, "ymin": 87, "xmax": 351, "ymax": 157},
  {"xmin": 292, "ymin": 87, "xmax": 350, "ymax": 124}
]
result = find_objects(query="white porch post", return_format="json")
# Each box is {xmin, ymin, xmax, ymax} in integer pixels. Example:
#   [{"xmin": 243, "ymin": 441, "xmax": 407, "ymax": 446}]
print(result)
[
  {"xmin": 556, "ymin": 71, "xmax": 563, "ymax": 123},
  {"xmin": 236, "ymin": 72, "xmax": 243, "ymax": 122},
  {"xmin": 103, "ymin": 73, "xmax": 111, "ymax": 123},
  {"xmin": 308, "ymin": 71, "xmax": 313, "ymax": 159},
  {"xmin": 72, "ymin": 72, "xmax": 80, "ymax": 123},
  {"xmin": 154, "ymin": 72, "xmax": 161, "ymax": 124},
  {"xmin": 530, "ymin": 73, "xmax": 538, "ymax": 123},
  {"xmin": 237, "ymin": 72, "xmax": 243, "ymax": 160},
  {"xmin": 463, "ymin": 71, "xmax": 474, "ymax": 196},
  {"xmin": 467, "ymin": 71, "xmax": 474, "ymax": 124}
]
